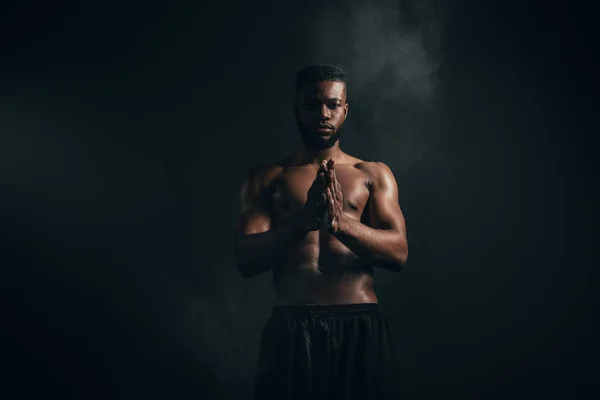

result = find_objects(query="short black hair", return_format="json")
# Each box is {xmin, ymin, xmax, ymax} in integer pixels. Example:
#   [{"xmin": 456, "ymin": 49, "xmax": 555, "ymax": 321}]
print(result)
[{"xmin": 296, "ymin": 64, "xmax": 347, "ymax": 97}]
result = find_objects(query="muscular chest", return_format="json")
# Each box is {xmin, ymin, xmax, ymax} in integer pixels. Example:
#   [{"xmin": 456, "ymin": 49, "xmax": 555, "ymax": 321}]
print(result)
[{"xmin": 270, "ymin": 166, "xmax": 371, "ymax": 223}]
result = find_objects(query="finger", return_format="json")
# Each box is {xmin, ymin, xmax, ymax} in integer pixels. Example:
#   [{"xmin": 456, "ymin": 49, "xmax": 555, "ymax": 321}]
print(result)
[
  {"xmin": 321, "ymin": 159, "xmax": 328, "ymax": 172},
  {"xmin": 329, "ymin": 169, "xmax": 340, "ymax": 198},
  {"xmin": 329, "ymin": 181, "xmax": 338, "ymax": 205},
  {"xmin": 327, "ymin": 188, "xmax": 335, "ymax": 228},
  {"xmin": 334, "ymin": 176, "xmax": 343, "ymax": 201},
  {"xmin": 327, "ymin": 189, "xmax": 333, "ymax": 213},
  {"xmin": 325, "ymin": 170, "xmax": 333, "ymax": 188},
  {"xmin": 332, "ymin": 168, "xmax": 340, "ymax": 187},
  {"xmin": 321, "ymin": 161, "xmax": 330, "ymax": 185},
  {"xmin": 319, "ymin": 171, "xmax": 326, "ymax": 187},
  {"xmin": 317, "ymin": 163, "xmax": 326, "ymax": 184},
  {"xmin": 327, "ymin": 159, "xmax": 335, "ymax": 169}
]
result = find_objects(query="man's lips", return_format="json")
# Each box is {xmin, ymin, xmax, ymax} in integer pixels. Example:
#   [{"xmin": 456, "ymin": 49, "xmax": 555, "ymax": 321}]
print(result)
[{"xmin": 316, "ymin": 125, "xmax": 334, "ymax": 132}]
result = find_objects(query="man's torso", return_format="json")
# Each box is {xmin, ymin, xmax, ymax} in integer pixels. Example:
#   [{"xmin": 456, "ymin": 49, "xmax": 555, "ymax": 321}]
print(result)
[{"xmin": 261, "ymin": 154, "xmax": 380, "ymax": 305}]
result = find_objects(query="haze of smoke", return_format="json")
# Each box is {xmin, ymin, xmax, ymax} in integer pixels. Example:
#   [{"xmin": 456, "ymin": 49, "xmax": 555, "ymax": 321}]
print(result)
[
  {"xmin": 308, "ymin": 0, "xmax": 443, "ymax": 104},
  {"xmin": 304, "ymin": 0, "xmax": 445, "ymax": 171}
]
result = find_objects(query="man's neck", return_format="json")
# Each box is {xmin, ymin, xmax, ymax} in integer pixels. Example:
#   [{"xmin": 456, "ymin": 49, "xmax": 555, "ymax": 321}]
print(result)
[{"xmin": 294, "ymin": 142, "xmax": 344, "ymax": 166}]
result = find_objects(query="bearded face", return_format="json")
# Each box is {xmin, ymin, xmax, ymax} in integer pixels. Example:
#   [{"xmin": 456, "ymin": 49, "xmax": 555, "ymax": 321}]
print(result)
[
  {"xmin": 294, "ymin": 80, "xmax": 348, "ymax": 150},
  {"xmin": 296, "ymin": 117, "xmax": 344, "ymax": 150}
]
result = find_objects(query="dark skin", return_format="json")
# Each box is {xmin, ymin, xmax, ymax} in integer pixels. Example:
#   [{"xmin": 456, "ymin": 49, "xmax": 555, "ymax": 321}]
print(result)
[{"xmin": 235, "ymin": 80, "xmax": 408, "ymax": 305}]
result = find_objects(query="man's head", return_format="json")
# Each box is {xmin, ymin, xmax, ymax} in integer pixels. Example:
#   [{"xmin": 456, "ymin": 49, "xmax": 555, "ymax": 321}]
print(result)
[{"xmin": 294, "ymin": 64, "xmax": 349, "ymax": 150}]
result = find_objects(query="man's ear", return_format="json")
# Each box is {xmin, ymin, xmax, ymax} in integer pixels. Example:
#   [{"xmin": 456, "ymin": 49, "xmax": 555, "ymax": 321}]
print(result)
[{"xmin": 344, "ymin": 103, "xmax": 349, "ymax": 119}]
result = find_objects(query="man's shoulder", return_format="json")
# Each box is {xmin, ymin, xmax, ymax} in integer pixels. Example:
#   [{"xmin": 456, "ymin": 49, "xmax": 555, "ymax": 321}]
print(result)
[
  {"xmin": 243, "ymin": 162, "xmax": 284, "ymax": 187},
  {"xmin": 353, "ymin": 160, "xmax": 396, "ymax": 187},
  {"xmin": 353, "ymin": 159, "xmax": 390, "ymax": 173},
  {"xmin": 244, "ymin": 152, "xmax": 300, "ymax": 181}
]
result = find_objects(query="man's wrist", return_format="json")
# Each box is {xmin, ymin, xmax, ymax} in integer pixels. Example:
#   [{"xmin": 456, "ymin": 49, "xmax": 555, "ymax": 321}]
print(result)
[{"xmin": 330, "ymin": 213, "xmax": 352, "ymax": 237}]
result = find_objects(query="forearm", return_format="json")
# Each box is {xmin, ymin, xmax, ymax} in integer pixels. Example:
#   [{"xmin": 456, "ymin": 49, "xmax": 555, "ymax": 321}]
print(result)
[
  {"xmin": 235, "ymin": 213, "xmax": 309, "ymax": 279},
  {"xmin": 333, "ymin": 215, "xmax": 408, "ymax": 271}
]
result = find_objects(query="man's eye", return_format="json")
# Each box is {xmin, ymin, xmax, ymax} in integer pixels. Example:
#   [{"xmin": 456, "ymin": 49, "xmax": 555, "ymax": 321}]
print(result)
[{"xmin": 329, "ymin": 104, "xmax": 341, "ymax": 109}]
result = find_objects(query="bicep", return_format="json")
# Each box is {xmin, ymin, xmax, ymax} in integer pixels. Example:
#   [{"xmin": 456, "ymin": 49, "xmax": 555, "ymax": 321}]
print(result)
[{"xmin": 368, "ymin": 163, "xmax": 406, "ymax": 234}]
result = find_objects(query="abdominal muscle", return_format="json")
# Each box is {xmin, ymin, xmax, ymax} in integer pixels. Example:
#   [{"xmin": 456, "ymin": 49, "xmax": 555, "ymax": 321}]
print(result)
[{"xmin": 272, "ymin": 230, "xmax": 378, "ymax": 305}]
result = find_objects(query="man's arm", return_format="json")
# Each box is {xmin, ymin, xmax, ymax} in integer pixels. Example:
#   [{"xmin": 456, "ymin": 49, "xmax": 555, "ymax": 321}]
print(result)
[
  {"xmin": 234, "ymin": 165, "xmax": 313, "ymax": 279},
  {"xmin": 326, "ymin": 161, "xmax": 408, "ymax": 272}
]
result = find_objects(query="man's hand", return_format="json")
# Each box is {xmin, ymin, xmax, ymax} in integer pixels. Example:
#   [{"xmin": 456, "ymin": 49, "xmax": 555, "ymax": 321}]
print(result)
[
  {"xmin": 324, "ymin": 159, "xmax": 345, "ymax": 234},
  {"xmin": 301, "ymin": 162, "xmax": 329, "ymax": 231}
]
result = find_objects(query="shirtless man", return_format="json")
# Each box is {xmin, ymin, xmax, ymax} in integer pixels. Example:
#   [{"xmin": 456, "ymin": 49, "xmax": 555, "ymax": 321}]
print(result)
[{"xmin": 235, "ymin": 65, "xmax": 408, "ymax": 399}]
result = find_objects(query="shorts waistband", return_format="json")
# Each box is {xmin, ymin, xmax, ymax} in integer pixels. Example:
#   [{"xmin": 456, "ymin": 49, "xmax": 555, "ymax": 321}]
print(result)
[{"xmin": 271, "ymin": 303, "xmax": 380, "ymax": 318}]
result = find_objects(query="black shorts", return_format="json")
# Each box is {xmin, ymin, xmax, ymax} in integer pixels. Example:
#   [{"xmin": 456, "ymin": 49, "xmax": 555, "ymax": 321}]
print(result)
[{"xmin": 253, "ymin": 303, "xmax": 402, "ymax": 400}]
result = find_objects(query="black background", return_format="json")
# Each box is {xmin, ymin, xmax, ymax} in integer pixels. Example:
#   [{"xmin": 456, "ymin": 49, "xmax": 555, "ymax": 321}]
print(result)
[{"xmin": 1, "ymin": 1, "xmax": 598, "ymax": 399}]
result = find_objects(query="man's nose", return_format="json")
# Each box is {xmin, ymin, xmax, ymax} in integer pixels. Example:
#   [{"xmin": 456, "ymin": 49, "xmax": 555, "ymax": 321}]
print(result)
[{"xmin": 318, "ymin": 104, "xmax": 331, "ymax": 120}]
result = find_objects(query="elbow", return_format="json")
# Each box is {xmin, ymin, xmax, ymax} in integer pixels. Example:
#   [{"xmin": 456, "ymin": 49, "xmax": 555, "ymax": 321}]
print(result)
[
  {"xmin": 235, "ymin": 258, "xmax": 249, "ymax": 279},
  {"xmin": 387, "ymin": 233, "xmax": 408, "ymax": 272},
  {"xmin": 374, "ymin": 241, "xmax": 407, "ymax": 272},
  {"xmin": 234, "ymin": 247, "xmax": 264, "ymax": 280},
  {"xmin": 234, "ymin": 241, "xmax": 269, "ymax": 279},
  {"xmin": 235, "ymin": 259, "xmax": 255, "ymax": 280},
  {"xmin": 390, "ymin": 246, "xmax": 408, "ymax": 272},
  {"xmin": 398, "ymin": 251, "xmax": 408, "ymax": 270}
]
